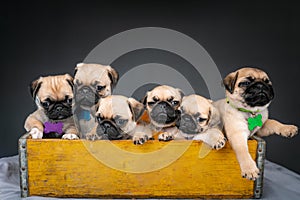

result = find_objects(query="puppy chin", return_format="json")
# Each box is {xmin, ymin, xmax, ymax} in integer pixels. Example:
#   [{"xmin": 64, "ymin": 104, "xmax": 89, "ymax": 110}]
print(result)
[
  {"xmin": 150, "ymin": 118, "xmax": 176, "ymax": 128},
  {"xmin": 76, "ymin": 100, "xmax": 95, "ymax": 109},
  {"xmin": 47, "ymin": 115, "xmax": 71, "ymax": 120},
  {"xmin": 227, "ymin": 95, "xmax": 271, "ymax": 113},
  {"xmin": 179, "ymin": 125, "xmax": 206, "ymax": 135},
  {"xmin": 45, "ymin": 107, "xmax": 72, "ymax": 120}
]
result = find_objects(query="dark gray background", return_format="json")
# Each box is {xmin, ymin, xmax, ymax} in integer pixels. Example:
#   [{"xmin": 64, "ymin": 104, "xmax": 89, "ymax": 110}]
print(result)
[{"xmin": 1, "ymin": 1, "xmax": 299, "ymax": 173}]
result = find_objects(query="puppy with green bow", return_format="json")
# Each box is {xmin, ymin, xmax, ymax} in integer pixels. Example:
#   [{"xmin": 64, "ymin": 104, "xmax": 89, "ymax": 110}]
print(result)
[{"xmin": 214, "ymin": 67, "xmax": 298, "ymax": 181}]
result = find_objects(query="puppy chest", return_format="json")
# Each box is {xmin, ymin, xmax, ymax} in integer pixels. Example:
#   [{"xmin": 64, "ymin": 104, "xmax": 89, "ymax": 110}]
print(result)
[{"xmin": 19, "ymin": 134, "xmax": 265, "ymax": 199}]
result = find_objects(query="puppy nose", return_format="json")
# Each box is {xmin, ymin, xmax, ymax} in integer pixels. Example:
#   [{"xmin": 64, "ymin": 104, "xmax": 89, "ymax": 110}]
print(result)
[
  {"xmin": 56, "ymin": 106, "xmax": 63, "ymax": 112},
  {"xmin": 82, "ymin": 87, "xmax": 89, "ymax": 94},
  {"xmin": 103, "ymin": 122, "xmax": 111, "ymax": 129},
  {"xmin": 160, "ymin": 104, "xmax": 166, "ymax": 109},
  {"xmin": 256, "ymin": 83, "xmax": 264, "ymax": 89},
  {"xmin": 182, "ymin": 114, "xmax": 192, "ymax": 122},
  {"xmin": 158, "ymin": 102, "xmax": 168, "ymax": 109}
]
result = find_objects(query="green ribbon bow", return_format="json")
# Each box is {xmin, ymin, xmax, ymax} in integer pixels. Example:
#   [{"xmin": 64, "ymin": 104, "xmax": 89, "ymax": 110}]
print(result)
[{"xmin": 247, "ymin": 114, "xmax": 263, "ymax": 131}]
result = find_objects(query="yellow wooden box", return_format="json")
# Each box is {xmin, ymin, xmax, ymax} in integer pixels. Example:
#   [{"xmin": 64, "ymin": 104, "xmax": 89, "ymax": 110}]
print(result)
[{"xmin": 18, "ymin": 133, "xmax": 265, "ymax": 199}]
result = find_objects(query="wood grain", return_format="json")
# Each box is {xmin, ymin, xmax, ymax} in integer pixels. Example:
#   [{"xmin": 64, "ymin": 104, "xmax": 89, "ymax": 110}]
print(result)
[{"xmin": 26, "ymin": 139, "xmax": 258, "ymax": 198}]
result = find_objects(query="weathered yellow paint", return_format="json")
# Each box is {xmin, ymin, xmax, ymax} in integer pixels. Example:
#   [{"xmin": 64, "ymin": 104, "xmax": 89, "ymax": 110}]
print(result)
[{"xmin": 26, "ymin": 139, "xmax": 258, "ymax": 198}]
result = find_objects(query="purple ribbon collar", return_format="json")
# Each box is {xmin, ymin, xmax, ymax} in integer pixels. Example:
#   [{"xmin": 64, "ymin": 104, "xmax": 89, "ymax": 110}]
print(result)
[{"xmin": 43, "ymin": 121, "xmax": 64, "ymax": 134}]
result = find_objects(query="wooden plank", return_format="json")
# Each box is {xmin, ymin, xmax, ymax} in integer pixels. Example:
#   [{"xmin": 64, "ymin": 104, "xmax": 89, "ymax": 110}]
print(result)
[{"xmin": 26, "ymin": 139, "xmax": 257, "ymax": 198}]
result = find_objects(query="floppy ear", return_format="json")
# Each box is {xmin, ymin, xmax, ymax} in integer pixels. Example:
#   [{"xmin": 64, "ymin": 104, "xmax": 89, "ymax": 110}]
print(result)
[
  {"xmin": 106, "ymin": 66, "xmax": 119, "ymax": 89},
  {"xmin": 177, "ymin": 88, "xmax": 185, "ymax": 100},
  {"xmin": 127, "ymin": 97, "xmax": 145, "ymax": 121},
  {"xmin": 29, "ymin": 78, "xmax": 42, "ymax": 100},
  {"xmin": 64, "ymin": 74, "xmax": 74, "ymax": 90},
  {"xmin": 74, "ymin": 62, "xmax": 84, "ymax": 77},
  {"xmin": 90, "ymin": 102, "xmax": 100, "ymax": 119},
  {"xmin": 223, "ymin": 71, "xmax": 239, "ymax": 94},
  {"xmin": 141, "ymin": 92, "xmax": 148, "ymax": 105},
  {"xmin": 207, "ymin": 105, "xmax": 221, "ymax": 128}
]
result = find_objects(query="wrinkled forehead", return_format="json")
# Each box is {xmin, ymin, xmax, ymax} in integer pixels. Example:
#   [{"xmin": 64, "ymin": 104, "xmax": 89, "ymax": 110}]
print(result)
[
  {"xmin": 38, "ymin": 77, "xmax": 73, "ymax": 100},
  {"xmin": 98, "ymin": 97, "xmax": 131, "ymax": 118},
  {"xmin": 181, "ymin": 98, "xmax": 210, "ymax": 116},
  {"xmin": 149, "ymin": 87, "xmax": 180, "ymax": 100},
  {"xmin": 238, "ymin": 68, "xmax": 269, "ymax": 80},
  {"xmin": 75, "ymin": 66, "xmax": 109, "ymax": 83}
]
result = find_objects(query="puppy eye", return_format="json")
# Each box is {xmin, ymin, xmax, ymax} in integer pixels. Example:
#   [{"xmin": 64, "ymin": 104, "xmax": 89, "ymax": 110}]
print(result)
[
  {"xmin": 197, "ymin": 117, "xmax": 207, "ymax": 123},
  {"xmin": 96, "ymin": 115, "xmax": 102, "ymax": 123},
  {"xmin": 66, "ymin": 98, "xmax": 72, "ymax": 104},
  {"xmin": 238, "ymin": 81, "xmax": 251, "ymax": 87},
  {"xmin": 96, "ymin": 85, "xmax": 106, "ymax": 91},
  {"xmin": 147, "ymin": 102, "xmax": 155, "ymax": 106},
  {"xmin": 115, "ymin": 119, "xmax": 128, "ymax": 127},
  {"xmin": 41, "ymin": 100, "xmax": 51, "ymax": 108},
  {"xmin": 171, "ymin": 101, "xmax": 179, "ymax": 106},
  {"xmin": 75, "ymin": 79, "xmax": 82, "ymax": 86},
  {"xmin": 264, "ymin": 79, "xmax": 270, "ymax": 84},
  {"xmin": 153, "ymin": 96, "xmax": 159, "ymax": 102}
]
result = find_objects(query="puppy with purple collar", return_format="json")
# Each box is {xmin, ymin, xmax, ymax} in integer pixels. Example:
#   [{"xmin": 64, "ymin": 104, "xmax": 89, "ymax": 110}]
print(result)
[{"xmin": 24, "ymin": 74, "xmax": 79, "ymax": 139}]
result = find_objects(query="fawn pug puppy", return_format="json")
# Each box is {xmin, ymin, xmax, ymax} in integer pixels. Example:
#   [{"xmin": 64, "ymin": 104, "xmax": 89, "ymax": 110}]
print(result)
[
  {"xmin": 142, "ymin": 85, "xmax": 183, "ymax": 141},
  {"xmin": 73, "ymin": 63, "xmax": 118, "ymax": 137},
  {"xmin": 214, "ymin": 67, "xmax": 298, "ymax": 180},
  {"xmin": 24, "ymin": 74, "xmax": 79, "ymax": 139},
  {"xmin": 176, "ymin": 94, "xmax": 226, "ymax": 150},
  {"xmin": 88, "ymin": 95, "xmax": 153, "ymax": 144}
]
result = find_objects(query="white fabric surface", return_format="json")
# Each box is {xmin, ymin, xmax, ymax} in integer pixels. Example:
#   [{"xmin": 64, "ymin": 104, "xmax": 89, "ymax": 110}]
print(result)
[{"xmin": 0, "ymin": 155, "xmax": 299, "ymax": 200}]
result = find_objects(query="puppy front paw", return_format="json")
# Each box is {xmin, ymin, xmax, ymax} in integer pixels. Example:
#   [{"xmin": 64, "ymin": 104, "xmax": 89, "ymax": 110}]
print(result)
[
  {"xmin": 62, "ymin": 133, "xmax": 79, "ymax": 140},
  {"xmin": 29, "ymin": 127, "xmax": 43, "ymax": 139},
  {"xmin": 133, "ymin": 134, "xmax": 153, "ymax": 145},
  {"xmin": 211, "ymin": 136, "xmax": 226, "ymax": 150},
  {"xmin": 158, "ymin": 132, "xmax": 174, "ymax": 141},
  {"xmin": 85, "ymin": 132, "xmax": 99, "ymax": 141},
  {"xmin": 278, "ymin": 125, "xmax": 298, "ymax": 138},
  {"xmin": 240, "ymin": 159, "xmax": 260, "ymax": 181}
]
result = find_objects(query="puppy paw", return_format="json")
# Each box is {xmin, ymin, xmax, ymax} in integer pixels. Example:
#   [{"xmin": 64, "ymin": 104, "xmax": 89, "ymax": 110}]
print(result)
[
  {"xmin": 85, "ymin": 133, "xmax": 99, "ymax": 141},
  {"xmin": 278, "ymin": 125, "xmax": 298, "ymax": 138},
  {"xmin": 240, "ymin": 160, "xmax": 260, "ymax": 181},
  {"xmin": 62, "ymin": 133, "xmax": 79, "ymax": 140},
  {"xmin": 29, "ymin": 127, "xmax": 43, "ymax": 139},
  {"xmin": 133, "ymin": 134, "xmax": 153, "ymax": 145},
  {"xmin": 158, "ymin": 132, "xmax": 174, "ymax": 141},
  {"xmin": 212, "ymin": 136, "xmax": 227, "ymax": 150}
]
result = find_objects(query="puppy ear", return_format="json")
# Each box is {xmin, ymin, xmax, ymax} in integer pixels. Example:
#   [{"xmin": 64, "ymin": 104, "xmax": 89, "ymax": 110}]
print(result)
[
  {"xmin": 74, "ymin": 62, "xmax": 84, "ymax": 77},
  {"xmin": 29, "ymin": 78, "xmax": 42, "ymax": 99},
  {"xmin": 177, "ymin": 88, "xmax": 184, "ymax": 99},
  {"xmin": 207, "ymin": 105, "xmax": 221, "ymax": 128},
  {"xmin": 141, "ymin": 92, "xmax": 148, "ymax": 105},
  {"xmin": 223, "ymin": 71, "xmax": 239, "ymax": 94},
  {"xmin": 127, "ymin": 97, "xmax": 145, "ymax": 121},
  {"xmin": 74, "ymin": 67, "xmax": 78, "ymax": 77},
  {"xmin": 90, "ymin": 102, "xmax": 100, "ymax": 118},
  {"xmin": 64, "ymin": 74, "xmax": 74, "ymax": 90},
  {"xmin": 106, "ymin": 66, "xmax": 119, "ymax": 89}
]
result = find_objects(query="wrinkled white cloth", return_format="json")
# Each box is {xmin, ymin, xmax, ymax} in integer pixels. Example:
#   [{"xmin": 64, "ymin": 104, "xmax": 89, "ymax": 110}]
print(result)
[{"xmin": 0, "ymin": 155, "xmax": 299, "ymax": 200}]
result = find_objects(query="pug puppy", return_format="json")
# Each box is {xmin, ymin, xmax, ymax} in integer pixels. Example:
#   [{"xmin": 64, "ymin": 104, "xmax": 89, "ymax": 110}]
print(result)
[
  {"xmin": 24, "ymin": 74, "xmax": 79, "ymax": 139},
  {"xmin": 73, "ymin": 63, "xmax": 118, "ymax": 137},
  {"xmin": 214, "ymin": 67, "xmax": 298, "ymax": 180},
  {"xmin": 87, "ymin": 95, "xmax": 152, "ymax": 144},
  {"xmin": 142, "ymin": 85, "xmax": 183, "ymax": 141},
  {"xmin": 175, "ymin": 94, "xmax": 226, "ymax": 150}
]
